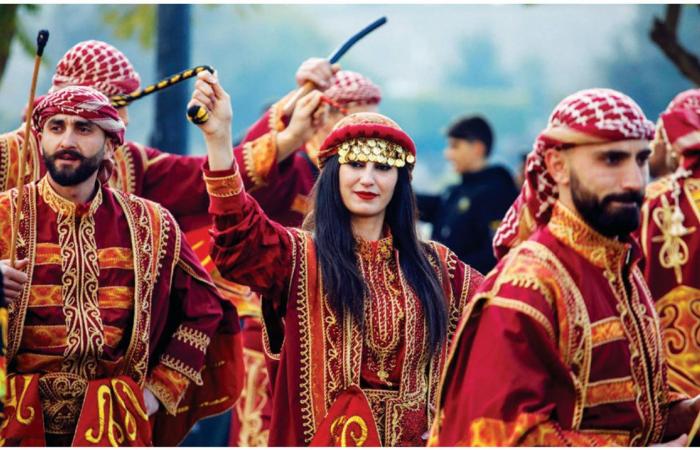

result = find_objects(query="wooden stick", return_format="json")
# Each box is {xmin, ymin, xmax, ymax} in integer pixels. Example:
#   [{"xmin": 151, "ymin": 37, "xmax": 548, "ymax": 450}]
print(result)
[
  {"xmin": 9, "ymin": 30, "xmax": 48, "ymax": 268},
  {"xmin": 687, "ymin": 408, "xmax": 700, "ymax": 446},
  {"xmin": 281, "ymin": 80, "xmax": 315, "ymax": 117}
]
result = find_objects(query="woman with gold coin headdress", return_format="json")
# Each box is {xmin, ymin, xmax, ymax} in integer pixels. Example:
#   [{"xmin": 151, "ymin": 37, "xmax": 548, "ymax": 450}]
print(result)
[{"xmin": 189, "ymin": 70, "xmax": 483, "ymax": 446}]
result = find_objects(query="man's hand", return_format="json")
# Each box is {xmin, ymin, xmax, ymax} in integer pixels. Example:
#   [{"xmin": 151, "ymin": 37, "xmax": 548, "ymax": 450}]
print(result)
[
  {"xmin": 143, "ymin": 388, "xmax": 160, "ymax": 416},
  {"xmin": 189, "ymin": 70, "xmax": 234, "ymax": 171},
  {"xmin": 276, "ymin": 90, "xmax": 324, "ymax": 161},
  {"xmin": 295, "ymin": 57, "xmax": 340, "ymax": 91},
  {"xmin": 1, "ymin": 258, "xmax": 29, "ymax": 301}
]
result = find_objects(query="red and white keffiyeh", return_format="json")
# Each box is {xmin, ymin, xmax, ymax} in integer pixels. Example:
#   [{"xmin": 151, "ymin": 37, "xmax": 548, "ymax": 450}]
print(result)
[
  {"xmin": 324, "ymin": 70, "xmax": 381, "ymax": 107},
  {"xmin": 51, "ymin": 40, "xmax": 141, "ymax": 97},
  {"xmin": 660, "ymin": 89, "xmax": 700, "ymax": 170},
  {"xmin": 33, "ymin": 86, "xmax": 125, "ymax": 145},
  {"xmin": 493, "ymin": 88, "xmax": 655, "ymax": 259}
]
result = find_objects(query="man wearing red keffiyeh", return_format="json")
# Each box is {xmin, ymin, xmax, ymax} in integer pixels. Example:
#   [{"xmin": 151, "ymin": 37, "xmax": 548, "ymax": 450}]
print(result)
[
  {"xmin": 640, "ymin": 89, "xmax": 700, "ymax": 401},
  {"xmin": 430, "ymin": 88, "xmax": 700, "ymax": 446},
  {"xmin": 0, "ymin": 86, "xmax": 243, "ymax": 446}
]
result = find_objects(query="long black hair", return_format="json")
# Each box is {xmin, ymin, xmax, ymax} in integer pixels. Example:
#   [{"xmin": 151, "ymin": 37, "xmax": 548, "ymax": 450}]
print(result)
[{"xmin": 313, "ymin": 155, "xmax": 448, "ymax": 353}]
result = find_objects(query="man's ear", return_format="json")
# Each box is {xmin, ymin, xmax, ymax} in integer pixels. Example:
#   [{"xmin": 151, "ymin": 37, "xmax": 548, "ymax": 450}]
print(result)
[
  {"xmin": 544, "ymin": 148, "xmax": 570, "ymax": 186},
  {"xmin": 104, "ymin": 138, "xmax": 116, "ymax": 158}
]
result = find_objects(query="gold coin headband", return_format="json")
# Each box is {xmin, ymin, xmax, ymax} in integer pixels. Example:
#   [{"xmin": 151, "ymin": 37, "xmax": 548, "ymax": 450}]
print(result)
[{"xmin": 336, "ymin": 137, "xmax": 416, "ymax": 168}]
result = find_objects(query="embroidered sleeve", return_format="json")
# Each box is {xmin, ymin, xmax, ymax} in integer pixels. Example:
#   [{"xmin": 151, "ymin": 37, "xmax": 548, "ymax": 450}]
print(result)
[
  {"xmin": 156, "ymin": 237, "xmax": 226, "ymax": 387},
  {"xmin": 203, "ymin": 163, "xmax": 296, "ymax": 305},
  {"xmin": 237, "ymin": 133, "xmax": 278, "ymax": 189},
  {"xmin": 233, "ymin": 92, "xmax": 295, "ymax": 191},
  {"xmin": 146, "ymin": 364, "xmax": 191, "ymax": 415}
]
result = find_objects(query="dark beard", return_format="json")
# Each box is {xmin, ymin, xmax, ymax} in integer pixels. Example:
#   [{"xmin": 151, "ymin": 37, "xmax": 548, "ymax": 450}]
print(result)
[
  {"xmin": 570, "ymin": 170, "xmax": 644, "ymax": 238},
  {"xmin": 43, "ymin": 146, "xmax": 104, "ymax": 187}
]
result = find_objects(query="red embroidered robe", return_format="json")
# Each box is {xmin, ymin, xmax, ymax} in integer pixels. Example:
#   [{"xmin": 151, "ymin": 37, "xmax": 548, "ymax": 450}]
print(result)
[
  {"xmin": 641, "ymin": 170, "xmax": 700, "ymax": 398},
  {"xmin": 431, "ymin": 202, "xmax": 674, "ymax": 446},
  {"xmin": 0, "ymin": 177, "xmax": 243, "ymax": 446},
  {"xmin": 203, "ymin": 163, "xmax": 483, "ymax": 446}
]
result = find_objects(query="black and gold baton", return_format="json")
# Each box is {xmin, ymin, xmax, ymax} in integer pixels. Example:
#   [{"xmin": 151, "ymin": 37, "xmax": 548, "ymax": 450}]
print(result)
[{"xmin": 110, "ymin": 65, "xmax": 214, "ymax": 110}]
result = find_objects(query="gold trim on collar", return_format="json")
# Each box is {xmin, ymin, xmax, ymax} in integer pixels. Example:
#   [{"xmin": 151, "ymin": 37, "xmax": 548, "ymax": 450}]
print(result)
[
  {"xmin": 547, "ymin": 201, "xmax": 630, "ymax": 271},
  {"xmin": 38, "ymin": 176, "xmax": 103, "ymax": 217}
]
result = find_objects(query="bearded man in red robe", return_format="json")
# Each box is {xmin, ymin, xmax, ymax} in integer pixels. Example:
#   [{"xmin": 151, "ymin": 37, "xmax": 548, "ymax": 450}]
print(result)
[
  {"xmin": 431, "ymin": 88, "xmax": 700, "ymax": 446},
  {"xmin": 0, "ymin": 86, "xmax": 242, "ymax": 446}
]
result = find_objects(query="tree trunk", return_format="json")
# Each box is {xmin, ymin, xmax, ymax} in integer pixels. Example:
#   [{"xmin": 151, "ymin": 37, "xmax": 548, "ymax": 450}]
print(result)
[
  {"xmin": 150, "ymin": 4, "xmax": 191, "ymax": 155},
  {"xmin": 0, "ymin": 5, "xmax": 19, "ymax": 85}
]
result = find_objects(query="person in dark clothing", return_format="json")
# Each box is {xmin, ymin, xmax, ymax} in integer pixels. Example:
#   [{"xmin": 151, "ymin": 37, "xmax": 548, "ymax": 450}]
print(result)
[{"xmin": 416, "ymin": 116, "xmax": 518, "ymax": 274}]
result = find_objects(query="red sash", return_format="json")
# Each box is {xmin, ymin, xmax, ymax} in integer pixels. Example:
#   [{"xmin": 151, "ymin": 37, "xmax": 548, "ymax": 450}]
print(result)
[{"xmin": 310, "ymin": 385, "xmax": 381, "ymax": 447}]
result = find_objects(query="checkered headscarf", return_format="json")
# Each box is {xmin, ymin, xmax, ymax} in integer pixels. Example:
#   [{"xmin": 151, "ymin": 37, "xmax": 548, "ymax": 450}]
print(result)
[
  {"xmin": 659, "ymin": 89, "xmax": 700, "ymax": 170},
  {"xmin": 493, "ymin": 88, "xmax": 655, "ymax": 259},
  {"xmin": 51, "ymin": 40, "xmax": 141, "ymax": 96},
  {"xmin": 324, "ymin": 70, "xmax": 381, "ymax": 107},
  {"xmin": 33, "ymin": 86, "xmax": 125, "ymax": 145}
]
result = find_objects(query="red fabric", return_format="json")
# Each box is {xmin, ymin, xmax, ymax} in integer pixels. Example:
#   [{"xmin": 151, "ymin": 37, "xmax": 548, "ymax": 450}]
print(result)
[
  {"xmin": 641, "ymin": 165, "xmax": 700, "ymax": 398},
  {"xmin": 204, "ymin": 164, "xmax": 482, "ymax": 446},
  {"xmin": 72, "ymin": 376, "xmax": 152, "ymax": 446},
  {"xmin": 493, "ymin": 88, "xmax": 655, "ymax": 260},
  {"xmin": 33, "ymin": 86, "xmax": 125, "ymax": 145},
  {"xmin": 318, "ymin": 112, "xmax": 416, "ymax": 168},
  {"xmin": 434, "ymin": 205, "xmax": 668, "ymax": 446},
  {"xmin": 309, "ymin": 385, "xmax": 381, "ymax": 446},
  {"xmin": 324, "ymin": 70, "xmax": 381, "ymax": 106},
  {"xmin": 51, "ymin": 40, "xmax": 141, "ymax": 96},
  {"xmin": 660, "ymin": 89, "xmax": 700, "ymax": 171},
  {"xmin": 0, "ymin": 374, "xmax": 46, "ymax": 446}
]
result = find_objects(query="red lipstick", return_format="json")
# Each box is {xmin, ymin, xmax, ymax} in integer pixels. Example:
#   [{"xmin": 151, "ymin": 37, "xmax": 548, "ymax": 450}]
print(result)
[{"xmin": 355, "ymin": 191, "xmax": 378, "ymax": 200}]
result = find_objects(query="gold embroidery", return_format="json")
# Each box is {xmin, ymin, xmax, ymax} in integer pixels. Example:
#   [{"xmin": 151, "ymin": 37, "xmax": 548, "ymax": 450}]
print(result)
[
  {"xmin": 98, "ymin": 286, "xmax": 134, "ymax": 310},
  {"xmin": 38, "ymin": 372, "xmax": 88, "ymax": 435},
  {"xmin": 330, "ymin": 415, "xmax": 369, "ymax": 446},
  {"xmin": 357, "ymin": 235, "xmax": 403, "ymax": 385},
  {"xmin": 146, "ymin": 366, "xmax": 190, "ymax": 416},
  {"xmin": 110, "ymin": 144, "xmax": 137, "ymax": 194},
  {"xmin": 203, "ymin": 169, "xmax": 245, "ymax": 198},
  {"xmin": 235, "ymin": 348, "xmax": 271, "ymax": 446},
  {"xmin": 35, "ymin": 243, "xmax": 62, "ymax": 265},
  {"xmin": 6, "ymin": 183, "xmax": 38, "ymax": 364},
  {"xmin": 173, "ymin": 326, "xmax": 211, "ymax": 353},
  {"xmin": 160, "ymin": 354, "xmax": 203, "ymax": 386},
  {"xmin": 651, "ymin": 195, "xmax": 694, "ymax": 284},
  {"xmin": 656, "ymin": 284, "xmax": 700, "ymax": 397},
  {"xmin": 590, "ymin": 317, "xmax": 626, "ymax": 348},
  {"xmin": 242, "ymin": 133, "xmax": 276, "ymax": 188},
  {"xmin": 38, "ymin": 178, "xmax": 106, "ymax": 379},
  {"xmin": 98, "ymin": 247, "xmax": 134, "ymax": 270},
  {"xmin": 548, "ymin": 202, "xmax": 629, "ymax": 271},
  {"xmin": 28, "ymin": 285, "xmax": 62, "ymax": 307},
  {"xmin": 115, "ymin": 192, "xmax": 174, "ymax": 386},
  {"xmin": 584, "ymin": 376, "xmax": 635, "ymax": 407}
]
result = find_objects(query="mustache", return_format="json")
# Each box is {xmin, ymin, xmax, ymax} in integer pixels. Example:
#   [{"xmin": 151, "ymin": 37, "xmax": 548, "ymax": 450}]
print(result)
[
  {"xmin": 602, "ymin": 190, "xmax": 644, "ymax": 207},
  {"xmin": 52, "ymin": 149, "xmax": 84, "ymax": 160}
]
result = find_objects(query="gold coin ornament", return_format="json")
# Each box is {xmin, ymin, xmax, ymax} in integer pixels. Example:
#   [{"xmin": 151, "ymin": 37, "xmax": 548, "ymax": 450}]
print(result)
[{"xmin": 329, "ymin": 137, "xmax": 415, "ymax": 169}]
